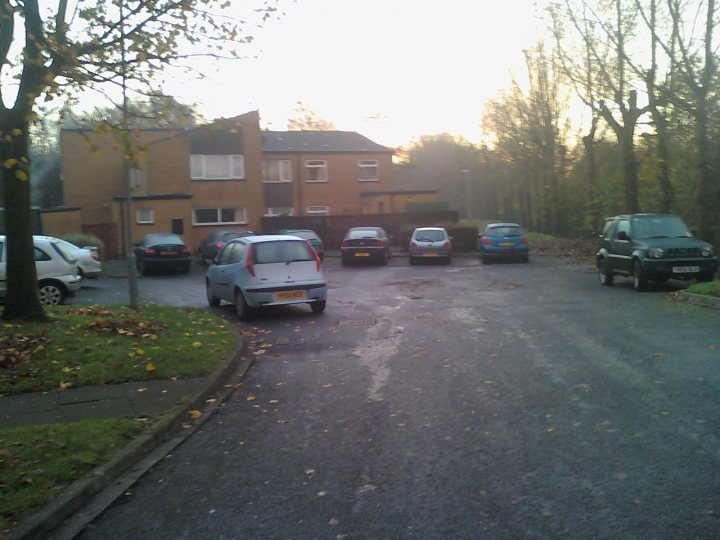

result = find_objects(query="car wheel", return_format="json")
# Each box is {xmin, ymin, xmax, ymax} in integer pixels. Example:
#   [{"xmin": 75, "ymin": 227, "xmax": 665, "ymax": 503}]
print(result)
[
  {"xmin": 633, "ymin": 260, "xmax": 648, "ymax": 291},
  {"xmin": 445, "ymin": 256, "xmax": 452, "ymax": 265},
  {"xmin": 235, "ymin": 289, "xmax": 254, "ymax": 321},
  {"xmin": 310, "ymin": 300, "xmax": 326, "ymax": 314},
  {"xmin": 380, "ymin": 252, "xmax": 388, "ymax": 266},
  {"xmin": 341, "ymin": 255, "xmax": 351, "ymax": 267},
  {"xmin": 598, "ymin": 260, "xmax": 614, "ymax": 286},
  {"xmin": 181, "ymin": 262, "xmax": 191, "ymax": 274},
  {"xmin": 206, "ymin": 280, "xmax": 221, "ymax": 307},
  {"xmin": 140, "ymin": 260, "xmax": 148, "ymax": 276},
  {"xmin": 481, "ymin": 256, "xmax": 490, "ymax": 265},
  {"xmin": 409, "ymin": 256, "xmax": 416, "ymax": 265},
  {"xmin": 521, "ymin": 255, "xmax": 530, "ymax": 263},
  {"xmin": 38, "ymin": 281, "xmax": 66, "ymax": 306},
  {"xmin": 698, "ymin": 273, "xmax": 715, "ymax": 283}
]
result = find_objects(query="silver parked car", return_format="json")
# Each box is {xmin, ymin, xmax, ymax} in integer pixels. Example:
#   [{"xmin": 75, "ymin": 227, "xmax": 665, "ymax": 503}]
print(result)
[
  {"xmin": 0, "ymin": 235, "xmax": 82, "ymax": 305},
  {"xmin": 53, "ymin": 238, "xmax": 102, "ymax": 278},
  {"xmin": 205, "ymin": 235, "xmax": 327, "ymax": 320},
  {"xmin": 408, "ymin": 227, "xmax": 452, "ymax": 265}
]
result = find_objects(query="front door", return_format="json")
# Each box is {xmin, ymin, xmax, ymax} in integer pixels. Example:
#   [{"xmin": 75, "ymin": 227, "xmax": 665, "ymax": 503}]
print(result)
[{"xmin": 171, "ymin": 219, "xmax": 184, "ymax": 235}]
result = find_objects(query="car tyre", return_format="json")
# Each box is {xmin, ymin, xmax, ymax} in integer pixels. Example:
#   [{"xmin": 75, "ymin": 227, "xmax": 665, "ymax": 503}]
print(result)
[
  {"xmin": 380, "ymin": 252, "xmax": 388, "ymax": 266},
  {"xmin": 598, "ymin": 260, "xmax": 614, "ymax": 286},
  {"xmin": 445, "ymin": 256, "xmax": 452, "ymax": 265},
  {"xmin": 38, "ymin": 281, "xmax": 65, "ymax": 306},
  {"xmin": 698, "ymin": 273, "xmax": 715, "ymax": 283},
  {"xmin": 206, "ymin": 280, "xmax": 221, "ymax": 307},
  {"xmin": 481, "ymin": 255, "xmax": 491, "ymax": 265},
  {"xmin": 180, "ymin": 262, "xmax": 191, "ymax": 274},
  {"xmin": 409, "ymin": 256, "xmax": 416, "ymax": 265},
  {"xmin": 140, "ymin": 260, "xmax": 149, "ymax": 276},
  {"xmin": 235, "ymin": 289, "xmax": 254, "ymax": 321},
  {"xmin": 310, "ymin": 300, "xmax": 326, "ymax": 314},
  {"xmin": 341, "ymin": 255, "xmax": 351, "ymax": 267},
  {"xmin": 633, "ymin": 260, "xmax": 648, "ymax": 291}
]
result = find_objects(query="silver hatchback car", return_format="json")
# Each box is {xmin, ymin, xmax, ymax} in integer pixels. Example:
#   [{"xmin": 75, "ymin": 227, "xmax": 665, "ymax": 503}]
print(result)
[
  {"xmin": 409, "ymin": 227, "xmax": 452, "ymax": 265},
  {"xmin": 205, "ymin": 235, "xmax": 327, "ymax": 320}
]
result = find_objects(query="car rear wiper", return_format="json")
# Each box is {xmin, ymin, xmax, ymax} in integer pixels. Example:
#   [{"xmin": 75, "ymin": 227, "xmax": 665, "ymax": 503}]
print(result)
[{"xmin": 286, "ymin": 258, "xmax": 313, "ymax": 265}]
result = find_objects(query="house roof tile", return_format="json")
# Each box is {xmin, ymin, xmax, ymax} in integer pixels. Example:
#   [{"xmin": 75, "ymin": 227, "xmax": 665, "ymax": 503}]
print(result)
[{"xmin": 262, "ymin": 131, "xmax": 392, "ymax": 154}]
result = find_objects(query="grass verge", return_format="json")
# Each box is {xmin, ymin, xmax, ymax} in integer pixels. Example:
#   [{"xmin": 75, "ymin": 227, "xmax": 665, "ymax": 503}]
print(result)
[
  {"xmin": 686, "ymin": 280, "xmax": 720, "ymax": 298},
  {"xmin": 0, "ymin": 304, "xmax": 237, "ymax": 394},
  {"xmin": 0, "ymin": 418, "xmax": 147, "ymax": 532}
]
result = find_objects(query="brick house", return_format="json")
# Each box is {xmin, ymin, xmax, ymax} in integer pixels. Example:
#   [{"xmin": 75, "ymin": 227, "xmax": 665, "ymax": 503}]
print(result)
[{"xmin": 60, "ymin": 111, "xmax": 398, "ymax": 257}]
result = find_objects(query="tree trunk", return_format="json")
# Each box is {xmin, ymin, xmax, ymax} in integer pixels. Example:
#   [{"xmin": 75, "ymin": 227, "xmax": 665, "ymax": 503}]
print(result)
[
  {"xmin": 1, "ymin": 113, "xmax": 49, "ymax": 322},
  {"xmin": 620, "ymin": 129, "xmax": 639, "ymax": 214},
  {"xmin": 695, "ymin": 101, "xmax": 714, "ymax": 242}
]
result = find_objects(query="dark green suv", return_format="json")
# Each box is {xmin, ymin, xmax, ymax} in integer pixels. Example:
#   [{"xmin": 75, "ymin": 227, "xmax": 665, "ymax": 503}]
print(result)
[{"xmin": 597, "ymin": 214, "xmax": 718, "ymax": 291}]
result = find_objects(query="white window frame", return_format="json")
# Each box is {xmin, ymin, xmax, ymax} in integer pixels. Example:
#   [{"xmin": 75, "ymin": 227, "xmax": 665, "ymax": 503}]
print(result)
[
  {"xmin": 305, "ymin": 160, "xmax": 328, "ymax": 183},
  {"xmin": 192, "ymin": 207, "xmax": 247, "ymax": 225},
  {"xmin": 136, "ymin": 208, "xmax": 154, "ymax": 224},
  {"xmin": 306, "ymin": 205, "xmax": 329, "ymax": 215},
  {"xmin": 263, "ymin": 160, "xmax": 292, "ymax": 183},
  {"xmin": 358, "ymin": 159, "xmax": 380, "ymax": 182},
  {"xmin": 264, "ymin": 207, "xmax": 294, "ymax": 217},
  {"xmin": 190, "ymin": 154, "xmax": 245, "ymax": 180}
]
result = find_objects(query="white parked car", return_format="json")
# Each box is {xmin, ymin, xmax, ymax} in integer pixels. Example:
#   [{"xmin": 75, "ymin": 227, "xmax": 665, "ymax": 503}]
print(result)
[
  {"xmin": 409, "ymin": 226, "xmax": 452, "ymax": 265},
  {"xmin": 53, "ymin": 238, "xmax": 102, "ymax": 278},
  {"xmin": 0, "ymin": 235, "xmax": 82, "ymax": 305},
  {"xmin": 205, "ymin": 235, "xmax": 327, "ymax": 320}
]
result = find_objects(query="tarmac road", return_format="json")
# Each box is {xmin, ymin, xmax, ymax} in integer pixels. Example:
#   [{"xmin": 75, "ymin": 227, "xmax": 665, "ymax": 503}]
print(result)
[{"xmin": 74, "ymin": 255, "xmax": 720, "ymax": 538}]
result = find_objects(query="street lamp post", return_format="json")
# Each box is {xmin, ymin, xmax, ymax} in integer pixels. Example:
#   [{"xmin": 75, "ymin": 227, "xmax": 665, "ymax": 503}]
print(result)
[{"xmin": 460, "ymin": 169, "xmax": 471, "ymax": 220}]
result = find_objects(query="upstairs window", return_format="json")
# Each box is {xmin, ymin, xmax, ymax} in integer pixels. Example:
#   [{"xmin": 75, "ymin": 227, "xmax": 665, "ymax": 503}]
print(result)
[
  {"xmin": 358, "ymin": 159, "xmax": 379, "ymax": 181},
  {"xmin": 264, "ymin": 207, "xmax": 294, "ymax": 217},
  {"xmin": 263, "ymin": 160, "xmax": 292, "ymax": 183},
  {"xmin": 305, "ymin": 160, "xmax": 328, "ymax": 182},
  {"xmin": 190, "ymin": 155, "xmax": 245, "ymax": 180}
]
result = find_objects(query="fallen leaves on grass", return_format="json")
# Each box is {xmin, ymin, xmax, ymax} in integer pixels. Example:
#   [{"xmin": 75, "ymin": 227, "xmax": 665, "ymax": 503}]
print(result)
[
  {"xmin": 0, "ymin": 333, "xmax": 50, "ymax": 369},
  {"xmin": 86, "ymin": 318, "xmax": 166, "ymax": 338}
]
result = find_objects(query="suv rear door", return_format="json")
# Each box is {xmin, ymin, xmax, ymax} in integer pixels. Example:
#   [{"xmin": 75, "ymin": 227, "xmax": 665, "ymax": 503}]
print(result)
[{"xmin": 607, "ymin": 217, "xmax": 633, "ymax": 275}]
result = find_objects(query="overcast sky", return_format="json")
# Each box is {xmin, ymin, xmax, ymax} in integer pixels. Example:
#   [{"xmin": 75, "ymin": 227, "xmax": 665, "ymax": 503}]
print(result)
[{"xmin": 169, "ymin": 0, "xmax": 544, "ymax": 147}]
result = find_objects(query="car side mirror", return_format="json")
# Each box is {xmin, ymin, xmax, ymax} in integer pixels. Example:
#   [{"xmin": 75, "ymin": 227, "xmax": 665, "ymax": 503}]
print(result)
[{"xmin": 617, "ymin": 231, "xmax": 629, "ymax": 241}]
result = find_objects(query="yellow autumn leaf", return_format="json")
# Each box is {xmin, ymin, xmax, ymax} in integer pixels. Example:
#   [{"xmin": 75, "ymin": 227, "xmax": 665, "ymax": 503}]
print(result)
[
  {"xmin": 15, "ymin": 170, "xmax": 28, "ymax": 181},
  {"xmin": 11, "ymin": 128, "xmax": 22, "ymax": 136},
  {"xmin": 135, "ymin": 348, "xmax": 144, "ymax": 355},
  {"xmin": 59, "ymin": 381, "xmax": 72, "ymax": 390},
  {"xmin": 3, "ymin": 158, "xmax": 17, "ymax": 168},
  {"xmin": 145, "ymin": 362, "xmax": 156, "ymax": 372},
  {"xmin": 192, "ymin": 341, "xmax": 202, "ymax": 349},
  {"xmin": 246, "ymin": 395, "xmax": 256, "ymax": 401},
  {"xmin": 189, "ymin": 409, "xmax": 202, "ymax": 419},
  {"xmin": 61, "ymin": 367, "xmax": 71, "ymax": 373}
]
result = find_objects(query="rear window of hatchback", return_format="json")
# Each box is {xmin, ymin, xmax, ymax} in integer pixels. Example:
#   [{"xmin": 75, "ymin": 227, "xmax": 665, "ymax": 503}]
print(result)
[
  {"xmin": 413, "ymin": 230, "xmax": 447, "ymax": 242},
  {"xmin": 486, "ymin": 227, "xmax": 523, "ymax": 237},
  {"xmin": 254, "ymin": 240, "xmax": 315, "ymax": 264}
]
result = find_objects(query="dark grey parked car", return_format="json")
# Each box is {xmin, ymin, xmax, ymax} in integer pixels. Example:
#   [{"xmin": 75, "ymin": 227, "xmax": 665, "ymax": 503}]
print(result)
[
  {"xmin": 596, "ymin": 214, "xmax": 718, "ymax": 291},
  {"xmin": 340, "ymin": 227, "xmax": 392, "ymax": 266},
  {"xmin": 134, "ymin": 233, "xmax": 192, "ymax": 275},
  {"xmin": 197, "ymin": 230, "xmax": 255, "ymax": 264}
]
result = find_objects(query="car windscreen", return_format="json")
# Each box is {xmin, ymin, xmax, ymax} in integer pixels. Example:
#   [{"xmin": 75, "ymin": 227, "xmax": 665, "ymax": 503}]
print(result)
[
  {"xmin": 486, "ymin": 227, "xmax": 523, "ymax": 237},
  {"xmin": 347, "ymin": 230, "xmax": 379, "ymax": 239},
  {"xmin": 631, "ymin": 216, "xmax": 692, "ymax": 238},
  {"xmin": 413, "ymin": 230, "xmax": 446, "ymax": 242},
  {"xmin": 254, "ymin": 240, "xmax": 314, "ymax": 264},
  {"xmin": 51, "ymin": 242, "xmax": 77, "ymax": 263},
  {"xmin": 146, "ymin": 234, "xmax": 183, "ymax": 245}
]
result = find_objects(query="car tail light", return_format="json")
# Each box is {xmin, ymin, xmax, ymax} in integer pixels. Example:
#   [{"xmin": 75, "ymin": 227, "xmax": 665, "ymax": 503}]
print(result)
[
  {"xmin": 144, "ymin": 247, "xmax": 155, "ymax": 255},
  {"xmin": 341, "ymin": 240, "xmax": 349, "ymax": 248},
  {"xmin": 90, "ymin": 251, "xmax": 99, "ymax": 261},
  {"xmin": 215, "ymin": 241, "xmax": 225, "ymax": 250},
  {"xmin": 182, "ymin": 246, "xmax": 191, "ymax": 256},
  {"xmin": 376, "ymin": 240, "xmax": 384, "ymax": 247},
  {"xmin": 306, "ymin": 240, "xmax": 322, "ymax": 271},
  {"xmin": 409, "ymin": 241, "xmax": 417, "ymax": 249},
  {"xmin": 520, "ymin": 236, "xmax": 528, "ymax": 244},
  {"xmin": 442, "ymin": 242, "xmax": 450, "ymax": 249},
  {"xmin": 482, "ymin": 237, "xmax": 493, "ymax": 246},
  {"xmin": 245, "ymin": 245, "xmax": 255, "ymax": 277}
]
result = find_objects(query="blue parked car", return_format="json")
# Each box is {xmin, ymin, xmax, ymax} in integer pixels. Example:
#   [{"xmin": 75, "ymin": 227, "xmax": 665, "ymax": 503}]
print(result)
[{"xmin": 478, "ymin": 223, "xmax": 529, "ymax": 264}]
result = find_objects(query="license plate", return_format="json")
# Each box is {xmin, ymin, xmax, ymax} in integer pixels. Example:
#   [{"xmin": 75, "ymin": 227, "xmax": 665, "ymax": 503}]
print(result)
[
  {"xmin": 499, "ymin": 242, "xmax": 514, "ymax": 247},
  {"xmin": 161, "ymin": 251, "xmax": 177, "ymax": 256},
  {"xmin": 275, "ymin": 290, "xmax": 305, "ymax": 301},
  {"xmin": 355, "ymin": 252, "xmax": 370, "ymax": 257},
  {"xmin": 424, "ymin": 252, "xmax": 439, "ymax": 257},
  {"xmin": 673, "ymin": 266, "xmax": 699, "ymax": 273}
]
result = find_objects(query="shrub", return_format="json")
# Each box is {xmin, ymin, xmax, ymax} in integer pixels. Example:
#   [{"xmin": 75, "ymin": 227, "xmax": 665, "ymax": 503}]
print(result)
[{"xmin": 61, "ymin": 234, "xmax": 105, "ymax": 258}]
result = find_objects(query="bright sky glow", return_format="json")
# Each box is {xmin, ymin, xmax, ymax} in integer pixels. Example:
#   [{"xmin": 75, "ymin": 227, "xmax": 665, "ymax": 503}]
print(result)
[{"xmin": 167, "ymin": 0, "xmax": 543, "ymax": 147}]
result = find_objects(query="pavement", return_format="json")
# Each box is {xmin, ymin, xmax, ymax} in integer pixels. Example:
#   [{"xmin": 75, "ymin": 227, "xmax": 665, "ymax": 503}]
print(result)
[{"xmin": 1, "ymin": 336, "xmax": 251, "ymax": 540}]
